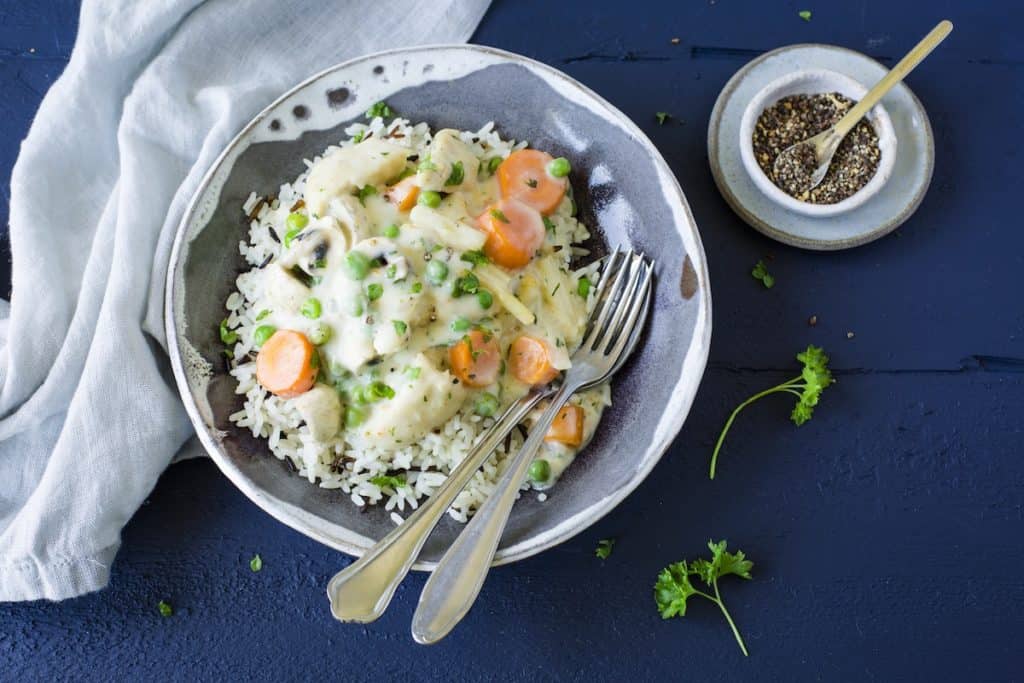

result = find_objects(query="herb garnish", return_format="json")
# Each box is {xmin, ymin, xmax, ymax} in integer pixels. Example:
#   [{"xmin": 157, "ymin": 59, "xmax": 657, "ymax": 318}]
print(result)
[
  {"xmin": 393, "ymin": 320, "xmax": 408, "ymax": 336},
  {"xmin": 595, "ymin": 538, "xmax": 615, "ymax": 559},
  {"xmin": 490, "ymin": 208, "xmax": 510, "ymax": 224},
  {"xmin": 219, "ymin": 319, "xmax": 237, "ymax": 345},
  {"xmin": 798, "ymin": 9, "xmax": 812, "ymax": 21},
  {"xmin": 356, "ymin": 184, "xmax": 378, "ymax": 206},
  {"xmin": 542, "ymin": 217, "xmax": 555, "ymax": 233},
  {"xmin": 250, "ymin": 554, "xmax": 263, "ymax": 572},
  {"xmin": 751, "ymin": 260, "xmax": 775, "ymax": 288},
  {"xmin": 157, "ymin": 600, "xmax": 173, "ymax": 617},
  {"xmin": 709, "ymin": 345, "xmax": 833, "ymax": 479},
  {"xmin": 370, "ymin": 474, "xmax": 407, "ymax": 489},
  {"xmin": 352, "ymin": 131, "xmax": 365, "ymax": 144},
  {"xmin": 444, "ymin": 161, "xmax": 465, "ymax": 186},
  {"xmin": 655, "ymin": 540, "xmax": 754, "ymax": 656},
  {"xmin": 525, "ymin": 178, "xmax": 538, "ymax": 188},
  {"xmin": 460, "ymin": 250, "xmax": 489, "ymax": 267},
  {"xmin": 365, "ymin": 101, "xmax": 394, "ymax": 119},
  {"xmin": 417, "ymin": 155, "xmax": 437, "ymax": 172},
  {"xmin": 655, "ymin": 111, "xmax": 671, "ymax": 125}
]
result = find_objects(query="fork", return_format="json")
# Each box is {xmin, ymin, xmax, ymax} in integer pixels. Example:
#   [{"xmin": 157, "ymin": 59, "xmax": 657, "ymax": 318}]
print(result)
[
  {"xmin": 326, "ymin": 249, "xmax": 643, "ymax": 623},
  {"xmin": 411, "ymin": 250, "xmax": 654, "ymax": 644}
]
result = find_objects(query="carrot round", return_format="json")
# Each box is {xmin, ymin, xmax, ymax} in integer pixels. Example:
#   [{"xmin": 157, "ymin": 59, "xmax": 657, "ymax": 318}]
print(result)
[
  {"xmin": 509, "ymin": 335, "xmax": 559, "ymax": 385},
  {"xmin": 476, "ymin": 198, "xmax": 545, "ymax": 269},
  {"xmin": 545, "ymin": 404, "xmax": 584, "ymax": 447},
  {"xmin": 256, "ymin": 329, "xmax": 317, "ymax": 398},
  {"xmin": 448, "ymin": 329, "xmax": 501, "ymax": 388},
  {"xmin": 387, "ymin": 175, "xmax": 419, "ymax": 212},
  {"xmin": 497, "ymin": 149, "xmax": 568, "ymax": 215}
]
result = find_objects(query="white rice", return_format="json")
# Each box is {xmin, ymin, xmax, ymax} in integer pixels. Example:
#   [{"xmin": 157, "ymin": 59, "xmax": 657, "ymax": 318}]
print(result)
[{"xmin": 224, "ymin": 118, "xmax": 611, "ymax": 524}]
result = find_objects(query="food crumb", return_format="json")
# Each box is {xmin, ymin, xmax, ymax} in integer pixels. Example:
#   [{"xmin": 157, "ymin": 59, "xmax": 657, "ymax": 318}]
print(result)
[
  {"xmin": 846, "ymin": 331, "xmax": 855, "ymax": 339},
  {"xmin": 537, "ymin": 492, "xmax": 548, "ymax": 502},
  {"xmin": 670, "ymin": 37, "xmax": 681, "ymax": 44},
  {"xmin": 808, "ymin": 315, "xmax": 818, "ymax": 326}
]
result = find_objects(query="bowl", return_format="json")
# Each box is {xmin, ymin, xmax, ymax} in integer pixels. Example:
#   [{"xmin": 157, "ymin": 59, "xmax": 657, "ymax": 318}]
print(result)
[
  {"xmin": 165, "ymin": 44, "xmax": 711, "ymax": 568},
  {"xmin": 738, "ymin": 68, "xmax": 897, "ymax": 218}
]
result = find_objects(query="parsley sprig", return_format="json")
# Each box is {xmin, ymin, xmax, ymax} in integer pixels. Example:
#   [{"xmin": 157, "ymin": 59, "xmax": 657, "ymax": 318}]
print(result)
[
  {"xmin": 709, "ymin": 345, "xmax": 833, "ymax": 479},
  {"xmin": 751, "ymin": 260, "xmax": 775, "ymax": 288},
  {"xmin": 655, "ymin": 540, "xmax": 753, "ymax": 656}
]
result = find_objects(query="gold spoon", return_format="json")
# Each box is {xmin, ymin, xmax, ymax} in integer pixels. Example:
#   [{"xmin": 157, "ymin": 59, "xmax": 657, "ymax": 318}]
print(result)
[{"xmin": 773, "ymin": 20, "xmax": 953, "ymax": 193}]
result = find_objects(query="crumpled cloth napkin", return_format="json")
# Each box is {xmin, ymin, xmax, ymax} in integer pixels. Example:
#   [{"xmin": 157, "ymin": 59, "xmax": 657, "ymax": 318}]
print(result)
[{"xmin": 0, "ymin": 0, "xmax": 490, "ymax": 602}]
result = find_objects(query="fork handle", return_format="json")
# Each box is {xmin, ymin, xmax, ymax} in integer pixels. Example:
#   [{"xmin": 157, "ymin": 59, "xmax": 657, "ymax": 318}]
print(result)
[
  {"xmin": 327, "ymin": 391, "xmax": 546, "ymax": 623},
  {"xmin": 411, "ymin": 382, "xmax": 577, "ymax": 644}
]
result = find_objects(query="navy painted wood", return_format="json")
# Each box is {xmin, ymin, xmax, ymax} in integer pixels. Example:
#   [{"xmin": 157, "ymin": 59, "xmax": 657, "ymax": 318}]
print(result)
[{"xmin": 1, "ymin": 1, "xmax": 1022, "ymax": 680}]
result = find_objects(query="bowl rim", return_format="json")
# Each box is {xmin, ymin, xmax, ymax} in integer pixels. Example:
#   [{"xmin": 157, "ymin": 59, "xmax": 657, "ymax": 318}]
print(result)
[
  {"xmin": 738, "ymin": 67, "xmax": 897, "ymax": 218},
  {"xmin": 164, "ymin": 43, "xmax": 712, "ymax": 569}
]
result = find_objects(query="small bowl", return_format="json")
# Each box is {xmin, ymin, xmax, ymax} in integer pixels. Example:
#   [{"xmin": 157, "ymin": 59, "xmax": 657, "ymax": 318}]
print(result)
[{"xmin": 739, "ymin": 69, "xmax": 897, "ymax": 218}]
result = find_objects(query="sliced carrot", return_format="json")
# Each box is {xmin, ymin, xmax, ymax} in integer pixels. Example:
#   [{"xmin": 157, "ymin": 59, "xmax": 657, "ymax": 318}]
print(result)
[
  {"xmin": 448, "ymin": 329, "xmax": 501, "ymax": 388},
  {"xmin": 476, "ymin": 198, "xmax": 545, "ymax": 269},
  {"xmin": 509, "ymin": 335, "xmax": 559, "ymax": 385},
  {"xmin": 545, "ymin": 405, "xmax": 584, "ymax": 447},
  {"xmin": 387, "ymin": 175, "xmax": 420, "ymax": 212},
  {"xmin": 256, "ymin": 329, "xmax": 317, "ymax": 398},
  {"xmin": 497, "ymin": 149, "xmax": 568, "ymax": 215}
]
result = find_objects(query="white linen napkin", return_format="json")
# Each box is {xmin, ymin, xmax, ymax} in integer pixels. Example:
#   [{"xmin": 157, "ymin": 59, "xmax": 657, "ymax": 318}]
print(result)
[{"xmin": 0, "ymin": 0, "xmax": 491, "ymax": 602}]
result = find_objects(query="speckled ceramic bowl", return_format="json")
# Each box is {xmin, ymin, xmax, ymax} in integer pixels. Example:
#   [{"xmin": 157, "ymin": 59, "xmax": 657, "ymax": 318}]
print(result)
[
  {"xmin": 739, "ymin": 69, "xmax": 897, "ymax": 218},
  {"xmin": 165, "ymin": 45, "xmax": 711, "ymax": 568}
]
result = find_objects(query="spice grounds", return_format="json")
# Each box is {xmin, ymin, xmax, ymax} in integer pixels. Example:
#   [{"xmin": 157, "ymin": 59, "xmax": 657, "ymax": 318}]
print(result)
[{"xmin": 753, "ymin": 92, "xmax": 881, "ymax": 204}]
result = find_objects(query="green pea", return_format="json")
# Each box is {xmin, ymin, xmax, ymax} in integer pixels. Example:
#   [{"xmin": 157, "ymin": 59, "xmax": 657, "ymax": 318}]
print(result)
[
  {"xmin": 486, "ymin": 156, "xmax": 503, "ymax": 175},
  {"xmin": 528, "ymin": 459, "xmax": 551, "ymax": 484},
  {"xmin": 426, "ymin": 259, "xmax": 448, "ymax": 285},
  {"xmin": 418, "ymin": 190, "xmax": 442, "ymax": 208},
  {"xmin": 383, "ymin": 223, "xmax": 400, "ymax": 238},
  {"xmin": 547, "ymin": 157, "xmax": 571, "ymax": 178},
  {"xmin": 345, "ymin": 251, "xmax": 372, "ymax": 280},
  {"xmin": 219, "ymin": 319, "xmax": 238, "ymax": 345},
  {"xmin": 345, "ymin": 404, "xmax": 368, "ymax": 428},
  {"xmin": 366, "ymin": 283, "xmax": 384, "ymax": 301},
  {"xmin": 474, "ymin": 392, "xmax": 499, "ymax": 417},
  {"xmin": 252, "ymin": 325, "xmax": 276, "ymax": 347},
  {"xmin": 450, "ymin": 317, "xmax": 470, "ymax": 333},
  {"xmin": 308, "ymin": 322, "xmax": 332, "ymax": 345},
  {"xmin": 300, "ymin": 297, "xmax": 322, "ymax": 319},
  {"xmin": 286, "ymin": 212, "xmax": 308, "ymax": 232},
  {"xmin": 476, "ymin": 290, "xmax": 493, "ymax": 309},
  {"xmin": 352, "ymin": 295, "xmax": 365, "ymax": 317},
  {"xmin": 577, "ymin": 276, "xmax": 592, "ymax": 298}
]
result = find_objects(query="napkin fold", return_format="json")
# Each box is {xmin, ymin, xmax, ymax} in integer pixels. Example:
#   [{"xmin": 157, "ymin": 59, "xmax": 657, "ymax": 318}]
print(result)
[{"xmin": 0, "ymin": 0, "xmax": 491, "ymax": 602}]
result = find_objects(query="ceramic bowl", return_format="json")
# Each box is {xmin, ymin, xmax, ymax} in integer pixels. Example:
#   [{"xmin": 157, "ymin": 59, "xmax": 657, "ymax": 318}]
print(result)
[
  {"xmin": 738, "ymin": 69, "xmax": 897, "ymax": 218},
  {"xmin": 165, "ymin": 44, "xmax": 711, "ymax": 568}
]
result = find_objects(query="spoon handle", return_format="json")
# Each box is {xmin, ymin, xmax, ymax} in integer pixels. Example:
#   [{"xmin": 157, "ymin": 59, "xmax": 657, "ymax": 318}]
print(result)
[
  {"xmin": 834, "ymin": 20, "xmax": 953, "ymax": 138},
  {"xmin": 326, "ymin": 389, "xmax": 547, "ymax": 623}
]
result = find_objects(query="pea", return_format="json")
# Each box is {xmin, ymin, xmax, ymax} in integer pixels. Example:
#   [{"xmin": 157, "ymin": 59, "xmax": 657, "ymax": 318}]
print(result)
[
  {"xmin": 308, "ymin": 322, "xmax": 331, "ymax": 345},
  {"xmin": 383, "ymin": 223, "xmax": 400, "ymax": 239},
  {"xmin": 476, "ymin": 290, "xmax": 493, "ymax": 309},
  {"xmin": 366, "ymin": 283, "xmax": 384, "ymax": 301},
  {"xmin": 286, "ymin": 212, "xmax": 308, "ymax": 232},
  {"xmin": 528, "ymin": 459, "xmax": 551, "ymax": 484},
  {"xmin": 547, "ymin": 157, "xmax": 571, "ymax": 178},
  {"xmin": 426, "ymin": 260, "xmax": 448, "ymax": 285},
  {"xmin": 450, "ymin": 317, "xmax": 470, "ymax": 333},
  {"xmin": 252, "ymin": 325, "xmax": 276, "ymax": 347},
  {"xmin": 300, "ymin": 297, "xmax": 322, "ymax": 319},
  {"xmin": 418, "ymin": 190, "xmax": 442, "ymax": 208},
  {"xmin": 577, "ymin": 276, "xmax": 592, "ymax": 298},
  {"xmin": 345, "ymin": 251, "xmax": 372, "ymax": 280},
  {"xmin": 345, "ymin": 404, "xmax": 368, "ymax": 428},
  {"xmin": 474, "ymin": 392, "xmax": 499, "ymax": 417}
]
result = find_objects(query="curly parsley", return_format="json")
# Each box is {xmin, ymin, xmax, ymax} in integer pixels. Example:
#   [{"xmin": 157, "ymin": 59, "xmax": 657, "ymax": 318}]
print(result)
[
  {"xmin": 655, "ymin": 540, "xmax": 753, "ymax": 656},
  {"xmin": 709, "ymin": 345, "xmax": 834, "ymax": 478}
]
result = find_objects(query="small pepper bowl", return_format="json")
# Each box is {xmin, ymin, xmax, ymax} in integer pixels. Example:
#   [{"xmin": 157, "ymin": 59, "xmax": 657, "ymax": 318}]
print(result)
[{"xmin": 738, "ymin": 69, "xmax": 897, "ymax": 218}]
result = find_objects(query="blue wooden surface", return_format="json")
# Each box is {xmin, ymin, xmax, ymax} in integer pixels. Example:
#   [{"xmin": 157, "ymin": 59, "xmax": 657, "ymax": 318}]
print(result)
[{"xmin": 2, "ymin": 1, "xmax": 1022, "ymax": 680}]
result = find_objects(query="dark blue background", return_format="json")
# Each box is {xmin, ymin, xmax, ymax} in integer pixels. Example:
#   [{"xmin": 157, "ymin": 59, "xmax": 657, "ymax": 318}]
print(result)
[{"xmin": 2, "ymin": 1, "xmax": 1022, "ymax": 680}]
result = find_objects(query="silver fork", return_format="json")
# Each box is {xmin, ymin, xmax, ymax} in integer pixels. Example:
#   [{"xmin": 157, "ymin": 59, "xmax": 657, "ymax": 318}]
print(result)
[
  {"xmin": 411, "ymin": 251, "xmax": 654, "ymax": 644},
  {"xmin": 326, "ymin": 249, "xmax": 642, "ymax": 623}
]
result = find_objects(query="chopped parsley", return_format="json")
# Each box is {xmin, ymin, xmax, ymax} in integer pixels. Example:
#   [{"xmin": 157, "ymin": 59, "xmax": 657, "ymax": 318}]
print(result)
[
  {"xmin": 595, "ymin": 538, "xmax": 615, "ymax": 559},
  {"xmin": 366, "ymin": 283, "xmax": 384, "ymax": 301},
  {"xmin": 365, "ymin": 101, "xmax": 394, "ymax": 119},
  {"xmin": 369, "ymin": 474, "xmax": 407, "ymax": 489},
  {"xmin": 525, "ymin": 178, "xmax": 538, "ymax": 188},
  {"xmin": 453, "ymin": 272, "xmax": 480, "ymax": 296},
  {"xmin": 249, "ymin": 554, "xmax": 263, "ymax": 572},
  {"xmin": 366, "ymin": 381, "xmax": 395, "ymax": 401},
  {"xmin": 219, "ymin": 319, "xmax": 237, "ymax": 345},
  {"xmin": 551, "ymin": 283, "xmax": 561, "ymax": 297},
  {"xmin": 352, "ymin": 131, "xmax": 365, "ymax": 143},
  {"xmin": 417, "ymin": 155, "xmax": 437, "ymax": 172},
  {"xmin": 543, "ymin": 217, "xmax": 555, "ymax": 233},
  {"xmin": 655, "ymin": 111, "xmax": 671, "ymax": 125},
  {"xmin": 798, "ymin": 9, "xmax": 812, "ymax": 21},
  {"xmin": 404, "ymin": 366, "xmax": 421, "ymax": 380},
  {"xmin": 393, "ymin": 320, "xmax": 408, "ymax": 336},
  {"xmin": 411, "ymin": 281, "xmax": 423, "ymax": 294},
  {"xmin": 444, "ymin": 160, "xmax": 465, "ymax": 186},
  {"xmin": 255, "ymin": 309, "xmax": 271, "ymax": 321},
  {"xmin": 157, "ymin": 600, "xmax": 173, "ymax": 617},
  {"xmin": 490, "ymin": 208, "xmax": 510, "ymax": 224},
  {"xmin": 356, "ymin": 184, "xmax": 378, "ymax": 206},
  {"xmin": 751, "ymin": 260, "xmax": 775, "ymax": 288},
  {"xmin": 461, "ymin": 250, "xmax": 489, "ymax": 267}
]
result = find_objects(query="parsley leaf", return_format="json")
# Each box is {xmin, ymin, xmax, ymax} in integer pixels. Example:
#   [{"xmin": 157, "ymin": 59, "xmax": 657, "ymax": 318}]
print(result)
[
  {"xmin": 460, "ymin": 250, "xmax": 489, "ymax": 267},
  {"xmin": 365, "ymin": 101, "xmax": 394, "ymax": 119},
  {"xmin": 595, "ymin": 538, "xmax": 615, "ymax": 559},
  {"xmin": 655, "ymin": 111, "xmax": 671, "ymax": 125},
  {"xmin": 157, "ymin": 600, "xmax": 173, "ymax": 617},
  {"xmin": 356, "ymin": 184, "xmax": 378, "ymax": 206},
  {"xmin": 352, "ymin": 131, "xmax": 365, "ymax": 144},
  {"xmin": 444, "ymin": 160, "xmax": 465, "ymax": 186},
  {"xmin": 490, "ymin": 208, "xmax": 510, "ymax": 224},
  {"xmin": 709, "ymin": 345, "xmax": 834, "ymax": 478},
  {"xmin": 798, "ymin": 9, "xmax": 812, "ymax": 21},
  {"xmin": 370, "ymin": 474, "xmax": 407, "ymax": 489},
  {"xmin": 751, "ymin": 260, "xmax": 775, "ymax": 288},
  {"xmin": 654, "ymin": 540, "xmax": 753, "ymax": 656},
  {"xmin": 250, "ymin": 554, "xmax": 263, "ymax": 572}
]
